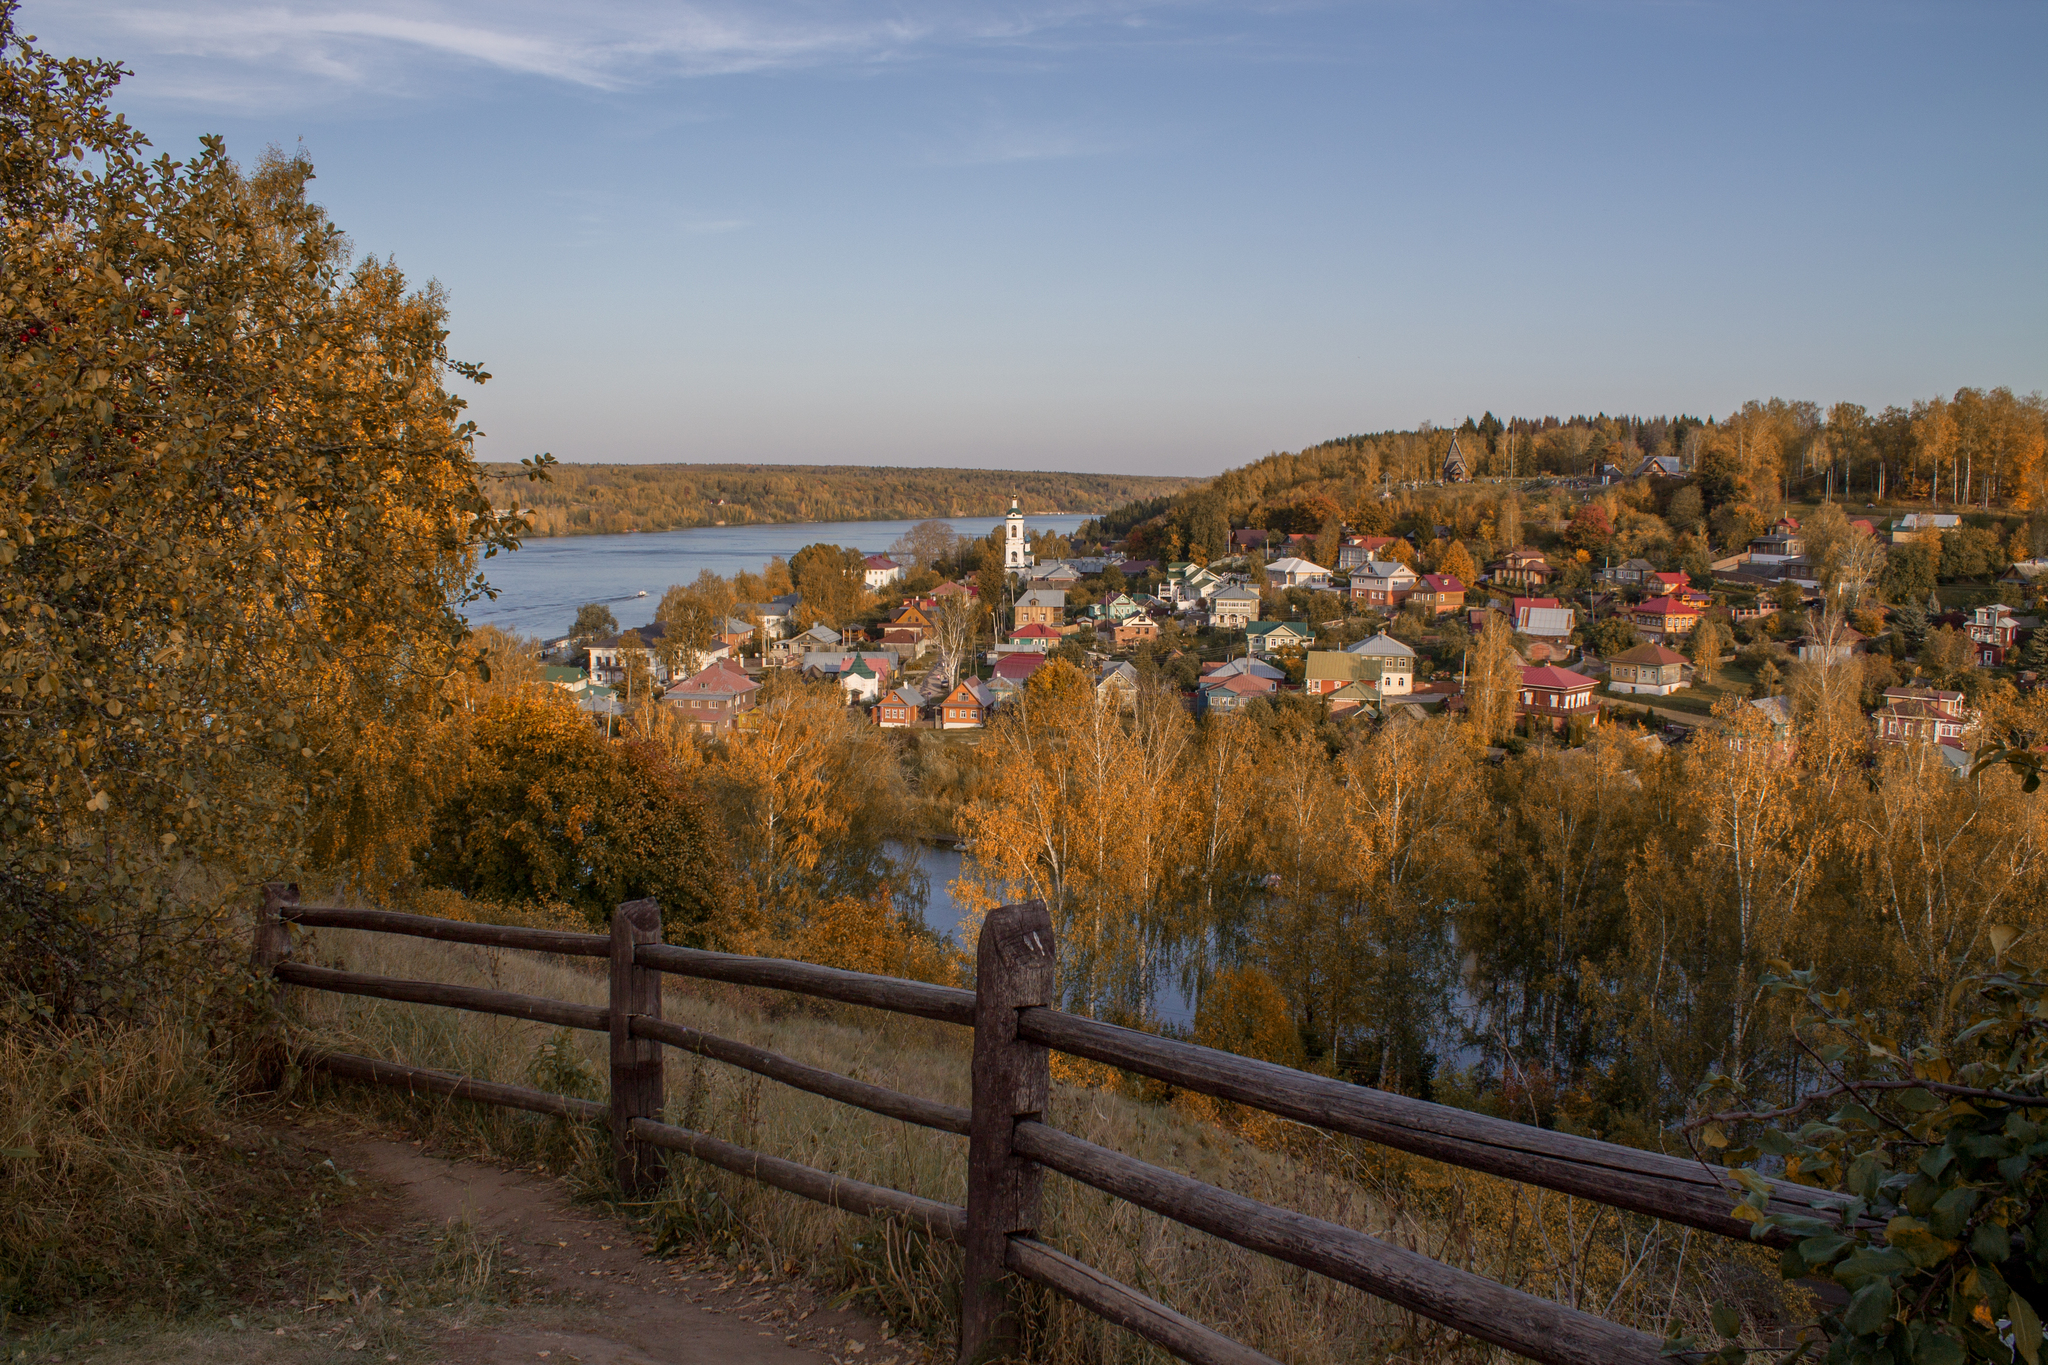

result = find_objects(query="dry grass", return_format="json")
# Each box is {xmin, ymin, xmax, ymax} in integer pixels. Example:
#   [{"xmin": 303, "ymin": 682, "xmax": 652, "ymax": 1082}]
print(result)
[
  {"xmin": 0, "ymin": 1017, "xmax": 241, "ymax": 1317},
  {"xmin": 286, "ymin": 917, "xmax": 1803, "ymax": 1365}
]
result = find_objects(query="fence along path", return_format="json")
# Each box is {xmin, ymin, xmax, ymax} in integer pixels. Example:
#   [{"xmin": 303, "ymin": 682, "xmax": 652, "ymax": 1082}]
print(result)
[{"xmin": 255, "ymin": 884, "xmax": 1834, "ymax": 1365}]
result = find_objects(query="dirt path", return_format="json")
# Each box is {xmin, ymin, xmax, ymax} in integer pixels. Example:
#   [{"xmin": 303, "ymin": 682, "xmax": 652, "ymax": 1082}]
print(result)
[{"xmin": 321, "ymin": 1131, "xmax": 905, "ymax": 1365}]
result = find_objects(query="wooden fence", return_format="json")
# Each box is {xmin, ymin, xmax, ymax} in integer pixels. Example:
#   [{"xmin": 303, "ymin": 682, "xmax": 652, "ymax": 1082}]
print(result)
[{"xmin": 253, "ymin": 884, "xmax": 1845, "ymax": 1365}]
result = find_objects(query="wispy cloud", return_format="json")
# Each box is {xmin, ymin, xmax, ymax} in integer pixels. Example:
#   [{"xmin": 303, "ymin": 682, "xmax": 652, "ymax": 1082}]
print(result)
[{"xmin": 30, "ymin": 1, "xmax": 1202, "ymax": 108}]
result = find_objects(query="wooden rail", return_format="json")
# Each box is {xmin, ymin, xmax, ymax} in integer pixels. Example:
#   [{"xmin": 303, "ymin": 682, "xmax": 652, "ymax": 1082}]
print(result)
[{"xmin": 259, "ymin": 884, "xmax": 1784, "ymax": 1365}]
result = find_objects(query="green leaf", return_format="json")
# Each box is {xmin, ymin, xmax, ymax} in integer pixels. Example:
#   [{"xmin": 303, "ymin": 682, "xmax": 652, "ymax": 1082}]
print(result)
[
  {"xmin": 1711, "ymin": 1303, "xmax": 1741, "ymax": 1339},
  {"xmin": 1797, "ymin": 1233, "xmax": 1850, "ymax": 1265},
  {"xmin": 1929, "ymin": 1187, "xmax": 1979, "ymax": 1239},
  {"xmin": 2013, "ymin": 1293, "xmax": 2043, "ymax": 1365},
  {"xmin": 1908, "ymin": 1326, "xmax": 1964, "ymax": 1365},
  {"xmin": 1842, "ymin": 1281, "xmax": 1895, "ymax": 1335},
  {"xmin": 1896, "ymin": 1087, "xmax": 1943, "ymax": 1112},
  {"xmin": 1970, "ymin": 1221, "xmax": 2010, "ymax": 1261}
]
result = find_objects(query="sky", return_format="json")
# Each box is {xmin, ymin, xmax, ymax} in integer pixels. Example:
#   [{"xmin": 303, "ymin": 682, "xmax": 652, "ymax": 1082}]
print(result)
[{"xmin": 29, "ymin": 1, "xmax": 2048, "ymax": 477}]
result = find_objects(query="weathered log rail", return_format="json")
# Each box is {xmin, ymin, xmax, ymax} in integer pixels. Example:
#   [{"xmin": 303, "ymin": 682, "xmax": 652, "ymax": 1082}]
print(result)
[{"xmin": 260, "ymin": 885, "xmax": 1803, "ymax": 1365}]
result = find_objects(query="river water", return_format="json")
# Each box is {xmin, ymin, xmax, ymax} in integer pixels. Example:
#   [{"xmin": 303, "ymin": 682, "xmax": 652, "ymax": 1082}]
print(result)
[
  {"xmin": 891, "ymin": 839, "xmax": 1194, "ymax": 1026},
  {"xmin": 463, "ymin": 513, "xmax": 1094, "ymax": 638}
]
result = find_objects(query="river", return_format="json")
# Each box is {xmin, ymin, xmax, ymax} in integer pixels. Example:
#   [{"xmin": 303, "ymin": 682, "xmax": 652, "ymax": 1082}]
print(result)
[
  {"xmin": 463, "ymin": 513, "xmax": 1095, "ymax": 638},
  {"xmin": 891, "ymin": 839, "xmax": 1194, "ymax": 1026}
]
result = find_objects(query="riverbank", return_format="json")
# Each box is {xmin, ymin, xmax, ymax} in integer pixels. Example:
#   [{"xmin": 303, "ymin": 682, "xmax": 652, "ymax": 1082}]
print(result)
[{"xmin": 463, "ymin": 513, "xmax": 1097, "ymax": 637}]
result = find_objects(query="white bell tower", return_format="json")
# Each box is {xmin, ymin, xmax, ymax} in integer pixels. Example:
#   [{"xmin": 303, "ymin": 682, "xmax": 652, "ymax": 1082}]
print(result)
[{"xmin": 1004, "ymin": 498, "xmax": 1032, "ymax": 571}]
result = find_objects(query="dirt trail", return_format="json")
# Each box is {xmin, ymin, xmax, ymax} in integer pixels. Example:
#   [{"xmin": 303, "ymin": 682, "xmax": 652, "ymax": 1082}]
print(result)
[{"xmin": 324, "ymin": 1133, "xmax": 907, "ymax": 1365}]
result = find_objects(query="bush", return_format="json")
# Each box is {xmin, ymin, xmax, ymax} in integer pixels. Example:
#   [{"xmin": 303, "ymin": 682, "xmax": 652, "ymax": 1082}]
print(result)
[{"xmin": 1683, "ymin": 944, "xmax": 2048, "ymax": 1363}]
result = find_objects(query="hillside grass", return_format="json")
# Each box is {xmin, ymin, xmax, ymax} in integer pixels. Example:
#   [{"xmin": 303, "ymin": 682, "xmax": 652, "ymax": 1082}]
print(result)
[{"xmin": 281, "ymin": 912, "xmax": 1803, "ymax": 1364}]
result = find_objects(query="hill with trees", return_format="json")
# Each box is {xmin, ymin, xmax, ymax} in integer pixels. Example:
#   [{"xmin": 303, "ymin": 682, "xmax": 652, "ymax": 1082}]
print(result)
[
  {"xmin": 1085, "ymin": 394, "xmax": 2048, "ymax": 564},
  {"xmin": 489, "ymin": 462, "xmax": 1198, "ymax": 537}
]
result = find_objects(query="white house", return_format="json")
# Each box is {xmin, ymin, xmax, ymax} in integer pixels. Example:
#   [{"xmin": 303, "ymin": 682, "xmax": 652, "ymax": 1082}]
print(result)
[
  {"xmin": 1344, "ymin": 631, "xmax": 1417, "ymax": 696},
  {"xmin": 1209, "ymin": 585, "xmax": 1261, "ymax": 629},
  {"xmin": 1265, "ymin": 556, "xmax": 1332, "ymax": 590},
  {"xmin": 862, "ymin": 555, "xmax": 903, "ymax": 589}
]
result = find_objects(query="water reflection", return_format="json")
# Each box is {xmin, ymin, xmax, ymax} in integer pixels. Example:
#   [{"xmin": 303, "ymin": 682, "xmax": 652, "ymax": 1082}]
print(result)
[{"xmin": 887, "ymin": 839, "xmax": 1192, "ymax": 1026}]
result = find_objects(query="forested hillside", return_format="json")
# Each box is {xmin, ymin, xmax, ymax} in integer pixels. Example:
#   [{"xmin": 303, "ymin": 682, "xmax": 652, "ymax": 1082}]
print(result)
[
  {"xmin": 489, "ymin": 462, "xmax": 1198, "ymax": 536},
  {"xmin": 1089, "ymin": 392, "xmax": 2048, "ymax": 560}
]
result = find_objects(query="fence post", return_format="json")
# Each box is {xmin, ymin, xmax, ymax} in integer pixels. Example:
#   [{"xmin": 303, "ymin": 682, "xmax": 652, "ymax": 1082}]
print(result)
[
  {"xmin": 961, "ymin": 900, "xmax": 1057, "ymax": 1365},
  {"xmin": 247, "ymin": 882, "xmax": 298, "ymax": 1088},
  {"xmin": 609, "ymin": 898, "xmax": 666, "ymax": 1199},
  {"xmin": 250, "ymin": 881, "xmax": 297, "ymax": 991}
]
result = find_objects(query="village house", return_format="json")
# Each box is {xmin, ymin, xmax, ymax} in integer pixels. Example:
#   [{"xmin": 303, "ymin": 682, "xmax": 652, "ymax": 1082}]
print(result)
[
  {"xmin": 862, "ymin": 555, "xmax": 903, "ymax": 589},
  {"xmin": 1606, "ymin": 642, "xmax": 1688, "ymax": 695},
  {"xmin": 1647, "ymin": 571, "xmax": 1689, "ymax": 595},
  {"xmin": 1607, "ymin": 558, "xmax": 1657, "ymax": 588},
  {"xmin": 1890, "ymin": 512, "xmax": 1961, "ymax": 544},
  {"xmin": 1747, "ymin": 530, "xmax": 1805, "ymax": 563},
  {"xmin": 801, "ymin": 651, "xmax": 897, "ymax": 685},
  {"xmin": 1968, "ymin": 604, "xmax": 2022, "ymax": 666},
  {"xmin": 1026, "ymin": 561, "xmax": 1083, "ymax": 588},
  {"xmin": 1004, "ymin": 622, "xmax": 1064, "ymax": 654},
  {"xmin": 1108, "ymin": 615, "xmax": 1159, "ymax": 648},
  {"xmin": 1160, "ymin": 563, "xmax": 1223, "ymax": 609},
  {"xmin": 1101, "ymin": 592, "xmax": 1145, "ymax": 621},
  {"xmin": 1413, "ymin": 573, "xmax": 1465, "ymax": 615},
  {"xmin": 1349, "ymin": 559, "xmax": 1419, "ymax": 610},
  {"xmin": 1489, "ymin": 548, "xmax": 1555, "ymax": 589},
  {"xmin": 662, "ymin": 659, "xmax": 761, "ymax": 733},
  {"xmin": 1518, "ymin": 666, "xmax": 1600, "ymax": 731},
  {"xmin": 1343, "ymin": 631, "xmax": 1416, "ymax": 695},
  {"xmin": 1203, "ymin": 656, "xmax": 1286, "ymax": 683},
  {"xmin": 1245, "ymin": 620, "xmax": 1315, "ymax": 656},
  {"xmin": 835, "ymin": 659, "xmax": 884, "ymax": 703},
  {"xmin": 1873, "ymin": 686, "xmax": 1976, "ymax": 746},
  {"xmin": 1793, "ymin": 622, "xmax": 1866, "ymax": 664},
  {"xmin": 738, "ymin": 593, "xmax": 802, "ymax": 640},
  {"xmin": 1632, "ymin": 596, "xmax": 1698, "ymax": 643},
  {"xmin": 1208, "ymin": 585, "xmax": 1261, "ymax": 629},
  {"xmin": 1014, "ymin": 588, "xmax": 1066, "ymax": 631},
  {"xmin": 1631, "ymin": 455, "xmax": 1685, "ymax": 479},
  {"xmin": 1198, "ymin": 671, "xmax": 1277, "ymax": 715},
  {"xmin": 1230, "ymin": 528, "xmax": 1270, "ymax": 556},
  {"xmin": 887, "ymin": 602, "xmax": 935, "ymax": 638},
  {"xmin": 987, "ymin": 652, "xmax": 1045, "ymax": 700},
  {"xmin": 1265, "ymin": 556, "xmax": 1332, "ymax": 590},
  {"xmin": 939, "ymin": 678, "xmax": 994, "ymax": 729},
  {"xmin": 876, "ymin": 687, "xmax": 924, "ymax": 728},
  {"xmin": 1096, "ymin": 660, "xmax": 1138, "ymax": 706},
  {"xmin": 769, "ymin": 623, "xmax": 842, "ymax": 667},
  {"xmin": 1337, "ymin": 535, "xmax": 1399, "ymax": 570},
  {"xmin": 1323, "ymin": 680, "xmax": 1377, "ymax": 718}
]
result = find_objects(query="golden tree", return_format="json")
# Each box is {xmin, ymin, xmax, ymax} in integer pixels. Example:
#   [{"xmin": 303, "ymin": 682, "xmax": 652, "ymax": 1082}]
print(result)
[
  {"xmin": 0, "ymin": 22, "xmax": 544, "ymax": 1007},
  {"xmin": 1465, "ymin": 614, "xmax": 1522, "ymax": 744}
]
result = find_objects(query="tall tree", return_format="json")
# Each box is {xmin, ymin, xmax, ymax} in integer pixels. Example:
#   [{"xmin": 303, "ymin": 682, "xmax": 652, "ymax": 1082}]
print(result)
[{"xmin": 0, "ymin": 22, "xmax": 544, "ymax": 1007}]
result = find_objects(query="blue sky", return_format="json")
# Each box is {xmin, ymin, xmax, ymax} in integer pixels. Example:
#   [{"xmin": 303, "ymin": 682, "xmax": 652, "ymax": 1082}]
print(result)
[{"xmin": 31, "ymin": 1, "xmax": 2047, "ymax": 476}]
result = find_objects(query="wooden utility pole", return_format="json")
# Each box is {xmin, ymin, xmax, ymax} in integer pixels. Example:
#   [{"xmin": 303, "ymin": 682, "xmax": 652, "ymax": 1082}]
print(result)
[{"xmin": 960, "ymin": 901, "xmax": 1057, "ymax": 1365}]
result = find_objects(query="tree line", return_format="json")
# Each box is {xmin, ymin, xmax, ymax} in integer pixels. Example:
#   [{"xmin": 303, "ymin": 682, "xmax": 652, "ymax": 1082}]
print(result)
[{"xmin": 488, "ymin": 462, "xmax": 1195, "ymax": 538}]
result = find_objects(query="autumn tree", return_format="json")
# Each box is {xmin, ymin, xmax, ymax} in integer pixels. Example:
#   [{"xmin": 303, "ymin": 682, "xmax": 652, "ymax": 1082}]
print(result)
[
  {"xmin": 1466, "ymin": 614, "xmax": 1522, "ymax": 745},
  {"xmin": 0, "ymin": 23, "xmax": 547, "ymax": 1008},
  {"xmin": 1688, "ymin": 615, "xmax": 1728, "ymax": 685},
  {"xmin": 1437, "ymin": 538, "xmax": 1478, "ymax": 585},
  {"xmin": 705, "ymin": 681, "xmax": 909, "ymax": 946},
  {"xmin": 790, "ymin": 543, "xmax": 870, "ymax": 627},
  {"xmin": 572, "ymin": 602, "xmax": 619, "ymax": 640},
  {"xmin": 418, "ymin": 691, "xmax": 727, "ymax": 939},
  {"xmin": 888, "ymin": 519, "xmax": 958, "ymax": 572}
]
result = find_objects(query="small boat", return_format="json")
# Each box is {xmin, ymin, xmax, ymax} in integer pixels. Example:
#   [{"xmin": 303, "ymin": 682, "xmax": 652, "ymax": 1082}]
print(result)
[{"xmin": 634, "ymin": 590, "xmax": 648, "ymax": 598}]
